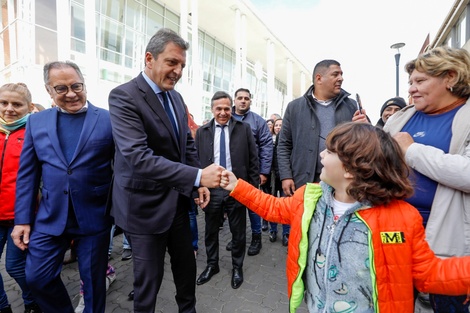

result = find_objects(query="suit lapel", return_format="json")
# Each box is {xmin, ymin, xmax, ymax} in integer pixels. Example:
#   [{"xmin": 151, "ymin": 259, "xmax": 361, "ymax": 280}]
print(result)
[
  {"xmin": 46, "ymin": 109, "xmax": 68, "ymax": 165},
  {"xmin": 137, "ymin": 75, "xmax": 181, "ymax": 153}
]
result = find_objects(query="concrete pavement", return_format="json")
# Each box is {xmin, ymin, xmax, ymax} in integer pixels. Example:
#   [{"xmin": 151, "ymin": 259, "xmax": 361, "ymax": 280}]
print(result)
[{"xmin": 2, "ymin": 211, "xmax": 308, "ymax": 312}]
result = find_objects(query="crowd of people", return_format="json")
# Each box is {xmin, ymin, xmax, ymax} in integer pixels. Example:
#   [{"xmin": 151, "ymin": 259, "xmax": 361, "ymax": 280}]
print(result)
[{"xmin": 1, "ymin": 26, "xmax": 470, "ymax": 313}]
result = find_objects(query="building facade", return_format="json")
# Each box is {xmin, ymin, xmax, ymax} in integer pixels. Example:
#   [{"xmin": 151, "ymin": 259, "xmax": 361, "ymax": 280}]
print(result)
[
  {"xmin": 430, "ymin": 0, "xmax": 470, "ymax": 51},
  {"xmin": 0, "ymin": 0, "xmax": 310, "ymax": 123}
]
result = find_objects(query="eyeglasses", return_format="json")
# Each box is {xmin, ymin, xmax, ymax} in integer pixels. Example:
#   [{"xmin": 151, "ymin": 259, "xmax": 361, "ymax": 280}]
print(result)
[{"xmin": 50, "ymin": 83, "xmax": 84, "ymax": 95}]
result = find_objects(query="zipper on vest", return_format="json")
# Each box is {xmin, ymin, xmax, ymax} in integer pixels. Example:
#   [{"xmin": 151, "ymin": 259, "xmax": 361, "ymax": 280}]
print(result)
[{"xmin": 0, "ymin": 133, "xmax": 10, "ymax": 187}]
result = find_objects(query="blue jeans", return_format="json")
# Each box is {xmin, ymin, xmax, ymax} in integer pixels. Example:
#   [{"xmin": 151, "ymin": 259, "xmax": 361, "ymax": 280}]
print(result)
[
  {"xmin": 0, "ymin": 225, "xmax": 35, "ymax": 309},
  {"xmin": 269, "ymin": 222, "xmax": 290, "ymax": 236},
  {"xmin": 248, "ymin": 209, "xmax": 261, "ymax": 234},
  {"xmin": 109, "ymin": 225, "xmax": 131, "ymax": 254},
  {"xmin": 189, "ymin": 201, "xmax": 198, "ymax": 251},
  {"xmin": 269, "ymin": 188, "xmax": 289, "ymax": 235}
]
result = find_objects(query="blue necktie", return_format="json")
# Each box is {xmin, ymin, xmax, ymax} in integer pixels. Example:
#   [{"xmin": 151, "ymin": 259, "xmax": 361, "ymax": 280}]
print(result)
[
  {"xmin": 218, "ymin": 124, "xmax": 227, "ymax": 168},
  {"xmin": 160, "ymin": 91, "xmax": 179, "ymax": 141}
]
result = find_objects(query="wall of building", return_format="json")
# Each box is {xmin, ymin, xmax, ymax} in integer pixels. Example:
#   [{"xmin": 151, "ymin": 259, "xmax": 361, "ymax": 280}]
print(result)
[{"xmin": 0, "ymin": 0, "xmax": 310, "ymax": 123}]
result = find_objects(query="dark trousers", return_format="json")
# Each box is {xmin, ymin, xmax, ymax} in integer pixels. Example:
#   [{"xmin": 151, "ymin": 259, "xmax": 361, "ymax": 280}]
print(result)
[
  {"xmin": 430, "ymin": 294, "xmax": 470, "ymax": 313},
  {"xmin": 126, "ymin": 204, "xmax": 196, "ymax": 313},
  {"xmin": 26, "ymin": 227, "xmax": 110, "ymax": 313},
  {"xmin": 204, "ymin": 188, "xmax": 246, "ymax": 269}
]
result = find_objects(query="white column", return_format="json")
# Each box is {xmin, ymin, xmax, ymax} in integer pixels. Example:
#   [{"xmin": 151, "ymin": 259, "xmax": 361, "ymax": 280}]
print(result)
[
  {"xmin": 234, "ymin": 8, "xmax": 242, "ymax": 90},
  {"xmin": 240, "ymin": 13, "xmax": 247, "ymax": 86},
  {"xmin": 285, "ymin": 58, "xmax": 293, "ymax": 113},
  {"xmin": 189, "ymin": 0, "xmax": 202, "ymax": 120},
  {"xmin": 83, "ymin": 0, "xmax": 98, "ymax": 95},
  {"xmin": 179, "ymin": 0, "xmax": 189, "ymax": 89},
  {"xmin": 300, "ymin": 72, "xmax": 307, "ymax": 95},
  {"xmin": 266, "ymin": 39, "xmax": 275, "ymax": 117},
  {"xmin": 15, "ymin": 0, "xmax": 32, "ymax": 64},
  {"xmin": 56, "ymin": 0, "xmax": 71, "ymax": 61}
]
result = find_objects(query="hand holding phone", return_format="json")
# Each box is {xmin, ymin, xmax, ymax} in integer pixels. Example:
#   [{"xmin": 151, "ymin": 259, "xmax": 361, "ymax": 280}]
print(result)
[{"xmin": 355, "ymin": 93, "xmax": 363, "ymax": 112}]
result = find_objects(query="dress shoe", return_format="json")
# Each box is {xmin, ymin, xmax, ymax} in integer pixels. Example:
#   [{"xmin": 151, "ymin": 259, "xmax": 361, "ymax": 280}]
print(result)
[
  {"xmin": 24, "ymin": 303, "xmax": 42, "ymax": 313},
  {"xmin": 247, "ymin": 233, "xmax": 262, "ymax": 256},
  {"xmin": 282, "ymin": 234, "xmax": 289, "ymax": 247},
  {"xmin": 231, "ymin": 268, "xmax": 243, "ymax": 289},
  {"xmin": 122, "ymin": 249, "xmax": 132, "ymax": 261},
  {"xmin": 128, "ymin": 290, "xmax": 134, "ymax": 301},
  {"xmin": 0, "ymin": 305, "xmax": 12, "ymax": 313},
  {"xmin": 226, "ymin": 241, "xmax": 233, "ymax": 251},
  {"xmin": 196, "ymin": 266, "xmax": 220, "ymax": 285},
  {"xmin": 269, "ymin": 231, "xmax": 277, "ymax": 242}
]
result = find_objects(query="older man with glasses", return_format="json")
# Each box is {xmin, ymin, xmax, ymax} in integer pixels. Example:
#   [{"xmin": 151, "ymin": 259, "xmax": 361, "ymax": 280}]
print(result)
[{"xmin": 11, "ymin": 61, "xmax": 114, "ymax": 313}]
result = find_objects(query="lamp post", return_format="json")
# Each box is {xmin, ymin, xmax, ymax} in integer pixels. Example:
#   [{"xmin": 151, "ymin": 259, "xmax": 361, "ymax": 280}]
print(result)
[{"xmin": 390, "ymin": 42, "xmax": 405, "ymax": 97}]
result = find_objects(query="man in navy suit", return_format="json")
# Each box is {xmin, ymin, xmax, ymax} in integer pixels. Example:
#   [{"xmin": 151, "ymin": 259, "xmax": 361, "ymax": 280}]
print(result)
[
  {"xmin": 11, "ymin": 61, "xmax": 114, "ymax": 313},
  {"xmin": 195, "ymin": 91, "xmax": 259, "ymax": 289},
  {"xmin": 108, "ymin": 28, "xmax": 222, "ymax": 313}
]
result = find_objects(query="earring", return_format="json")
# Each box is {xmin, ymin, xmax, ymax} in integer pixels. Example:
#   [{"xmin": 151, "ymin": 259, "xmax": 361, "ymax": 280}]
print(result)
[{"xmin": 448, "ymin": 86, "xmax": 454, "ymax": 92}]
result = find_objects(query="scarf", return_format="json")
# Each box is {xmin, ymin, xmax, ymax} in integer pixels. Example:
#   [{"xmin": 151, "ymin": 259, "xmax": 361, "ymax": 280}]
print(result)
[{"xmin": 0, "ymin": 113, "xmax": 30, "ymax": 135}]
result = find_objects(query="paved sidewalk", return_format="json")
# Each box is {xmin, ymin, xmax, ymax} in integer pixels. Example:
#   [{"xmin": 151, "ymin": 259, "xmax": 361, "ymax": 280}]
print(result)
[{"xmin": 2, "ymin": 211, "xmax": 308, "ymax": 312}]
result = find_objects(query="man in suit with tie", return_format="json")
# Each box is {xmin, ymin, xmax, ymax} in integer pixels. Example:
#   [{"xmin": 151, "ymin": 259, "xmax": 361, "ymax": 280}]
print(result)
[
  {"xmin": 108, "ymin": 28, "xmax": 222, "ymax": 313},
  {"xmin": 195, "ymin": 91, "xmax": 259, "ymax": 289},
  {"xmin": 11, "ymin": 61, "xmax": 114, "ymax": 313}
]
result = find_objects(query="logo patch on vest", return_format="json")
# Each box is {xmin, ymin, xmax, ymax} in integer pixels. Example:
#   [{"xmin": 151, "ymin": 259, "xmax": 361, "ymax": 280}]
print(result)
[{"xmin": 380, "ymin": 232, "xmax": 405, "ymax": 244}]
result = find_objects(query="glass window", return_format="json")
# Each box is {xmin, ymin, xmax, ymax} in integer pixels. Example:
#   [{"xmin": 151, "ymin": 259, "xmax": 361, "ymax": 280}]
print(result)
[
  {"xmin": 460, "ymin": 15, "xmax": 466, "ymax": 48},
  {"xmin": 165, "ymin": 19, "xmax": 179, "ymax": 33},
  {"xmin": 100, "ymin": 17, "xmax": 122, "ymax": 64},
  {"xmin": 165, "ymin": 9, "xmax": 178, "ymax": 25},
  {"xmin": 100, "ymin": 68, "xmax": 121, "ymax": 83},
  {"xmin": 147, "ymin": 0, "xmax": 163, "ymax": 15},
  {"xmin": 0, "ymin": 28, "xmax": 11, "ymax": 67},
  {"xmin": 146, "ymin": 8, "xmax": 163, "ymax": 36},
  {"xmin": 100, "ymin": 0, "xmax": 124, "ymax": 22},
  {"xmin": 164, "ymin": 9, "xmax": 179, "ymax": 32},
  {"xmin": 36, "ymin": 26, "xmax": 58, "ymax": 64},
  {"xmin": 36, "ymin": 0, "xmax": 57, "ymax": 30},
  {"xmin": 124, "ymin": 29, "xmax": 145, "ymax": 68},
  {"xmin": 71, "ymin": 38, "xmax": 85, "ymax": 53},
  {"xmin": 125, "ymin": 0, "xmax": 144, "ymax": 31},
  {"xmin": 71, "ymin": 3, "xmax": 85, "ymax": 41},
  {"xmin": 1, "ymin": 0, "xmax": 9, "ymax": 29}
]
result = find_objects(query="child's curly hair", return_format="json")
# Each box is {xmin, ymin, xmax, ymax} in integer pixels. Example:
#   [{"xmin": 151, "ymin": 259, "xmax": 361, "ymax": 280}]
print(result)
[{"xmin": 326, "ymin": 122, "xmax": 414, "ymax": 206}]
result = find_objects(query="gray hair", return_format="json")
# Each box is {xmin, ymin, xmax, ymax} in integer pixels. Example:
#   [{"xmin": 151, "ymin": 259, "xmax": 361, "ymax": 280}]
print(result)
[
  {"xmin": 145, "ymin": 28, "xmax": 189, "ymax": 59},
  {"xmin": 43, "ymin": 61, "xmax": 84, "ymax": 84}
]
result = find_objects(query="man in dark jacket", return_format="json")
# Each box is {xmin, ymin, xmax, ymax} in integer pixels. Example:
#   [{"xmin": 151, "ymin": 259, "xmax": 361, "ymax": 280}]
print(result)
[
  {"xmin": 195, "ymin": 91, "xmax": 259, "ymax": 289},
  {"xmin": 277, "ymin": 59, "xmax": 368, "ymax": 196},
  {"xmin": 229, "ymin": 88, "xmax": 272, "ymax": 256}
]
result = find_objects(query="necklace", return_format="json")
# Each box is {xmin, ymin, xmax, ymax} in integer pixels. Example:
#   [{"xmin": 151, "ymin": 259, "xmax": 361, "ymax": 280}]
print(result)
[{"xmin": 427, "ymin": 97, "xmax": 467, "ymax": 115}]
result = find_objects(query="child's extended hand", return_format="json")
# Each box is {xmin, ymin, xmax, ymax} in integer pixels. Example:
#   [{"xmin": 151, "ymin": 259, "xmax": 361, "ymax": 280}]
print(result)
[{"xmin": 220, "ymin": 170, "xmax": 237, "ymax": 191}]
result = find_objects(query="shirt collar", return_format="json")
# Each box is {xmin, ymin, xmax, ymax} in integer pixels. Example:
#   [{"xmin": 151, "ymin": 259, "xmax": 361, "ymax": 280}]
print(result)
[
  {"xmin": 312, "ymin": 94, "xmax": 333, "ymax": 106},
  {"xmin": 56, "ymin": 101, "xmax": 88, "ymax": 114},
  {"xmin": 215, "ymin": 121, "xmax": 230, "ymax": 127},
  {"xmin": 142, "ymin": 71, "xmax": 163, "ymax": 94}
]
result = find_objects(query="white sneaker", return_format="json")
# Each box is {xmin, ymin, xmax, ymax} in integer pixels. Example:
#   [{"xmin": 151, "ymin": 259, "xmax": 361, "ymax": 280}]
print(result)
[
  {"xmin": 74, "ymin": 294, "xmax": 85, "ymax": 313},
  {"xmin": 106, "ymin": 272, "xmax": 117, "ymax": 290}
]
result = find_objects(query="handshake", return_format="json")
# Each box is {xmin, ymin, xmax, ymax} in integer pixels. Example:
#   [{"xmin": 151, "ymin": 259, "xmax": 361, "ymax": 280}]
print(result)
[{"xmin": 195, "ymin": 164, "xmax": 239, "ymax": 208}]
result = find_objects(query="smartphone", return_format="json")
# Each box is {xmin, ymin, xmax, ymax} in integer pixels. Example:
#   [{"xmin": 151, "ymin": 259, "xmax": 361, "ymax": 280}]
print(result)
[{"xmin": 355, "ymin": 93, "xmax": 363, "ymax": 112}]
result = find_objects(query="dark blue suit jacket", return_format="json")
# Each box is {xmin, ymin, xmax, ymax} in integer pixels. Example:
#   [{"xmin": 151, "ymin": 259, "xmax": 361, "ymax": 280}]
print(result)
[
  {"xmin": 14, "ymin": 103, "xmax": 114, "ymax": 236},
  {"xmin": 108, "ymin": 73, "xmax": 201, "ymax": 234}
]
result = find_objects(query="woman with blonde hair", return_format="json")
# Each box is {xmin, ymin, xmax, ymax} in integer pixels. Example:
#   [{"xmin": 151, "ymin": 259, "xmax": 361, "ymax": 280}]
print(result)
[
  {"xmin": 0, "ymin": 83, "xmax": 42, "ymax": 313},
  {"xmin": 385, "ymin": 46, "xmax": 470, "ymax": 312}
]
